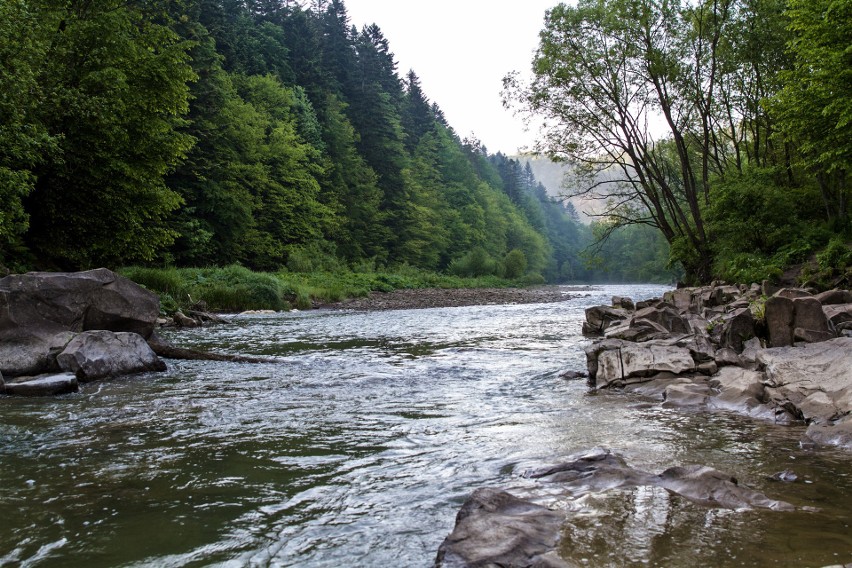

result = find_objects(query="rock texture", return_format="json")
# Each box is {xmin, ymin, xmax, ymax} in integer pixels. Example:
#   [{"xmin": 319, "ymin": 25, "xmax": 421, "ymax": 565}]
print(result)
[
  {"xmin": 1, "ymin": 269, "xmax": 168, "ymax": 394},
  {"xmin": 57, "ymin": 330, "xmax": 167, "ymax": 381},
  {"xmin": 436, "ymin": 449, "xmax": 793, "ymax": 567},
  {"xmin": 582, "ymin": 285, "xmax": 852, "ymax": 449}
]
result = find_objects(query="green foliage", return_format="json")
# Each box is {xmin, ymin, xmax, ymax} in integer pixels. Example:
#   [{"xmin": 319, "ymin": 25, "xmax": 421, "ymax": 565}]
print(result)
[
  {"xmin": 503, "ymin": 249, "xmax": 528, "ymax": 279},
  {"xmin": 448, "ymin": 248, "xmax": 501, "ymax": 278},
  {"xmin": 817, "ymin": 237, "xmax": 852, "ymax": 271}
]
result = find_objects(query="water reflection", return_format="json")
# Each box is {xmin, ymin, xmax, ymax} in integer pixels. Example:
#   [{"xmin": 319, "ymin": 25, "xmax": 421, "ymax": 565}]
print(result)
[{"xmin": 1, "ymin": 285, "xmax": 851, "ymax": 567}]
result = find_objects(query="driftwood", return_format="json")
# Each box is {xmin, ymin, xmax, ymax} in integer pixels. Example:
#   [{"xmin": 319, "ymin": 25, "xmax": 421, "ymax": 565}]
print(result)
[{"xmin": 147, "ymin": 333, "xmax": 274, "ymax": 364}]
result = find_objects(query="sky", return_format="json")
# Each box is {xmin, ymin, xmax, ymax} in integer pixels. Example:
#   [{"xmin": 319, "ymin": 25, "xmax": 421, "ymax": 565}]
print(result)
[{"xmin": 344, "ymin": 0, "xmax": 561, "ymax": 156}]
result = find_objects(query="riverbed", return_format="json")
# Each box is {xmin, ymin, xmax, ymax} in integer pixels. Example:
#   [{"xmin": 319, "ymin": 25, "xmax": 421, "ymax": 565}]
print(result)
[{"xmin": 1, "ymin": 284, "xmax": 851, "ymax": 567}]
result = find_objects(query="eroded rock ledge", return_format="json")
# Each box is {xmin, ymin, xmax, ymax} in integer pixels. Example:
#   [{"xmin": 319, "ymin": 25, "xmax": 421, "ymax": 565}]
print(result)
[{"xmin": 584, "ymin": 284, "xmax": 852, "ymax": 449}]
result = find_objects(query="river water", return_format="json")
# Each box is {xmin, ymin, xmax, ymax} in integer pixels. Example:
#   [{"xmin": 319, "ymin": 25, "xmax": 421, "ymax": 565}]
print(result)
[{"xmin": 1, "ymin": 284, "xmax": 851, "ymax": 567}]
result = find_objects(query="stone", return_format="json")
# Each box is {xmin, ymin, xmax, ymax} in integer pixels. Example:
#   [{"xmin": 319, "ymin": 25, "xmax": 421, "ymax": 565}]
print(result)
[
  {"xmin": 631, "ymin": 303, "xmax": 691, "ymax": 335},
  {"xmin": 173, "ymin": 311, "xmax": 198, "ymax": 328},
  {"xmin": 792, "ymin": 297, "xmax": 831, "ymax": 334},
  {"xmin": 663, "ymin": 288, "xmax": 694, "ymax": 312},
  {"xmin": 612, "ymin": 295, "xmax": 635, "ymax": 310},
  {"xmin": 434, "ymin": 488, "xmax": 569, "ymax": 568},
  {"xmin": 718, "ymin": 307, "xmax": 756, "ymax": 353},
  {"xmin": 775, "ymin": 288, "xmax": 813, "ymax": 299},
  {"xmin": 814, "ymin": 289, "xmax": 852, "ymax": 305},
  {"xmin": 758, "ymin": 338, "xmax": 852, "ymax": 423},
  {"xmin": 805, "ymin": 415, "xmax": 852, "ymax": 450},
  {"xmin": 57, "ymin": 330, "xmax": 167, "ymax": 382},
  {"xmin": 662, "ymin": 382, "xmax": 714, "ymax": 408},
  {"xmin": 714, "ymin": 348, "xmax": 742, "ymax": 367},
  {"xmin": 0, "ymin": 269, "xmax": 160, "ymax": 376},
  {"xmin": 764, "ymin": 295, "xmax": 795, "ymax": 347},
  {"xmin": 824, "ymin": 304, "xmax": 852, "ymax": 326},
  {"xmin": 596, "ymin": 342, "xmax": 695, "ymax": 388},
  {"xmin": 583, "ymin": 305, "xmax": 629, "ymax": 335},
  {"xmin": 707, "ymin": 367, "xmax": 773, "ymax": 418},
  {"xmin": 4, "ymin": 373, "xmax": 78, "ymax": 396},
  {"xmin": 793, "ymin": 327, "xmax": 835, "ymax": 344}
]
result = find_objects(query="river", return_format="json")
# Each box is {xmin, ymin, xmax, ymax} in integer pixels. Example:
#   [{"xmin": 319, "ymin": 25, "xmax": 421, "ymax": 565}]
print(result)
[{"xmin": 1, "ymin": 284, "xmax": 851, "ymax": 567}]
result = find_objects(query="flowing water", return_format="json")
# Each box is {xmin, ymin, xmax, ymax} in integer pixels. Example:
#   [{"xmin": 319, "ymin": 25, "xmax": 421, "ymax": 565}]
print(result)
[{"xmin": 1, "ymin": 284, "xmax": 851, "ymax": 568}]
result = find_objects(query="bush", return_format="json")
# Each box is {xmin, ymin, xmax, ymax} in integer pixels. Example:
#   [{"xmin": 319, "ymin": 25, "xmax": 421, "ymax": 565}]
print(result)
[
  {"xmin": 503, "ymin": 249, "xmax": 528, "ymax": 279},
  {"xmin": 817, "ymin": 237, "xmax": 852, "ymax": 271},
  {"xmin": 448, "ymin": 247, "xmax": 500, "ymax": 277}
]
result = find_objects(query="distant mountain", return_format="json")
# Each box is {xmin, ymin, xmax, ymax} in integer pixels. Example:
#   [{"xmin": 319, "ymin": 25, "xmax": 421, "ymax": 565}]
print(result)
[{"xmin": 515, "ymin": 156, "xmax": 601, "ymax": 224}]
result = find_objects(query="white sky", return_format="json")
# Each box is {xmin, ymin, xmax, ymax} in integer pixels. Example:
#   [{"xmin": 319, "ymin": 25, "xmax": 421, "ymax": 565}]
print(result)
[{"xmin": 344, "ymin": 0, "xmax": 561, "ymax": 156}]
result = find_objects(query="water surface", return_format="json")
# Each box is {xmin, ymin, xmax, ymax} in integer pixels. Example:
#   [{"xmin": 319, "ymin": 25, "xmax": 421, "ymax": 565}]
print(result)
[{"xmin": 1, "ymin": 285, "xmax": 851, "ymax": 567}]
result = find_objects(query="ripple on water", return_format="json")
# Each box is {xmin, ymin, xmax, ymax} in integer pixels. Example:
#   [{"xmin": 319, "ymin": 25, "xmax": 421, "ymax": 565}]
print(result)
[{"xmin": 2, "ymin": 285, "xmax": 852, "ymax": 567}]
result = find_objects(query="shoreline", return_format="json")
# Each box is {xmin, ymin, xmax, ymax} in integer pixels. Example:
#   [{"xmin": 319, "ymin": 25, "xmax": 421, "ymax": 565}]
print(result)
[{"xmin": 315, "ymin": 285, "xmax": 599, "ymax": 311}]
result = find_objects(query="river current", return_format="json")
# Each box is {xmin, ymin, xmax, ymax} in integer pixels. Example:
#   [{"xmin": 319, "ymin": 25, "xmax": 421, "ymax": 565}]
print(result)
[{"xmin": 2, "ymin": 284, "xmax": 851, "ymax": 567}]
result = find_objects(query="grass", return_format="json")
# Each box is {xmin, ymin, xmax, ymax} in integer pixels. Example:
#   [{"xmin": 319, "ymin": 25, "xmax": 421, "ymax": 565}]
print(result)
[{"xmin": 119, "ymin": 264, "xmax": 521, "ymax": 314}]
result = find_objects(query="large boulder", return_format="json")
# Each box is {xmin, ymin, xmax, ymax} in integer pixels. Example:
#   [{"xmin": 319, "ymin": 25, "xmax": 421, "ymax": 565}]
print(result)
[
  {"xmin": 57, "ymin": 331, "xmax": 166, "ymax": 382},
  {"xmin": 630, "ymin": 302, "xmax": 691, "ymax": 335},
  {"xmin": 758, "ymin": 338, "xmax": 852, "ymax": 423},
  {"xmin": 582, "ymin": 305, "xmax": 629, "ymax": 336},
  {"xmin": 434, "ymin": 488, "xmax": 569, "ymax": 568},
  {"xmin": 595, "ymin": 342, "xmax": 695, "ymax": 388},
  {"xmin": 0, "ymin": 269, "xmax": 159, "ymax": 377}
]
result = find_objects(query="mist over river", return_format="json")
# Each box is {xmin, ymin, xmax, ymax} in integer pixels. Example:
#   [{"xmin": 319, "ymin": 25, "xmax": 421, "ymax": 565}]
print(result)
[{"xmin": 2, "ymin": 284, "xmax": 851, "ymax": 567}]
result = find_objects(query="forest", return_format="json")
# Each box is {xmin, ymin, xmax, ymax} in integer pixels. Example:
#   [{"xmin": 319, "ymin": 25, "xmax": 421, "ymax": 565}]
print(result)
[{"xmin": 0, "ymin": 0, "xmax": 848, "ymax": 290}]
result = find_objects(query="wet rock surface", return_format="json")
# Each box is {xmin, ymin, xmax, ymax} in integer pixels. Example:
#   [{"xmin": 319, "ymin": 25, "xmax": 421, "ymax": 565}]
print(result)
[{"xmin": 437, "ymin": 449, "xmax": 794, "ymax": 568}]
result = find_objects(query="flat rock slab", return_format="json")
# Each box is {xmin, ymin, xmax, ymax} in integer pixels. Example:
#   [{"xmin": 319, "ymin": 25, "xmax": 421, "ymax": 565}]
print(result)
[
  {"xmin": 437, "ymin": 449, "xmax": 793, "ymax": 567},
  {"xmin": 4, "ymin": 373, "xmax": 78, "ymax": 396}
]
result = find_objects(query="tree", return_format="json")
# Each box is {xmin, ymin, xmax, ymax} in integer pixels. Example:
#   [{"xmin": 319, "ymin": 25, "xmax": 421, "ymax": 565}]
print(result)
[
  {"xmin": 771, "ymin": 0, "xmax": 851, "ymax": 223},
  {"xmin": 25, "ymin": 1, "xmax": 195, "ymax": 269},
  {"xmin": 504, "ymin": 0, "xmax": 772, "ymax": 283}
]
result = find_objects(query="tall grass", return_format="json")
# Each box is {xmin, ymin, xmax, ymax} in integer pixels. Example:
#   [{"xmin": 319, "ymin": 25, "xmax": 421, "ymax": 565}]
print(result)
[{"xmin": 120, "ymin": 264, "xmax": 521, "ymax": 314}]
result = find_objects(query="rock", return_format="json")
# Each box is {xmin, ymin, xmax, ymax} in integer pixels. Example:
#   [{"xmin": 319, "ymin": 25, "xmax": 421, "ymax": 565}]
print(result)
[
  {"xmin": 0, "ymin": 269, "xmax": 160, "ymax": 376},
  {"xmin": 707, "ymin": 367, "xmax": 774, "ymax": 419},
  {"xmin": 717, "ymin": 307, "xmax": 756, "ymax": 353},
  {"xmin": 765, "ymin": 296, "xmax": 795, "ymax": 347},
  {"xmin": 662, "ymin": 381, "xmax": 714, "ymax": 408},
  {"xmin": 595, "ymin": 342, "xmax": 695, "ymax": 388},
  {"xmin": 4, "ymin": 373, "xmax": 79, "ymax": 396},
  {"xmin": 758, "ymin": 338, "xmax": 852, "ymax": 423},
  {"xmin": 762, "ymin": 280, "xmax": 781, "ymax": 297},
  {"xmin": 559, "ymin": 370, "xmax": 588, "ymax": 380},
  {"xmin": 792, "ymin": 297, "xmax": 831, "ymax": 334},
  {"xmin": 814, "ymin": 289, "xmax": 852, "ymax": 305},
  {"xmin": 611, "ymin": 295, "xmax": 635, "ymax": 310},
  {"xmin": 824, "ymin": 303, "xmax": 852, "ymax": 326},
  {"xmin": 805, "ymin": 415, "xmax": 852, "ymax": 450},
  {"xmin": 583, "ymin": 305, "xmax": 629, "ymax": 335},
  {"xmin": 631, "ymin": 302, "xmax": 691, "ymax": 335},
  {"xmin": 775, "ymin": 288, "xmax": 813, "ymax": 299},
  {"xmin": 57, "ymin": 331, "xmax": 167, "ymax": 382},
  {"xmin": 793, "ymin": 327, "xmax": 835, "ymax": 344},
  {"xmin": 768, "ymin": 470, "xmax": 798, "ymax": 482},
  {"xmin": 173, "ymin": 311, "xmax": 199, "ymax": 328},
  {"xmin": 434, "ymin": 487, "xmax": 569, "ymax": 568},
  {"xmin": 714, "ymin": 347, "xmax": 742, "ymax": 367},
  {"xmin": 656, "ymin": 465, "xmax": 793, "ymax": 510}
]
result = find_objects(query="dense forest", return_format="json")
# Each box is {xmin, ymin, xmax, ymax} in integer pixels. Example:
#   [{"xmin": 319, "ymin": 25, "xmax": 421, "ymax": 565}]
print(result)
[
  {"xmin": 2, "ymin": 0, "xmax": 659, "ymax": 284},
  {"xmin": 2, "ymin": 0, "xmax": 847, "ymax": 288}
]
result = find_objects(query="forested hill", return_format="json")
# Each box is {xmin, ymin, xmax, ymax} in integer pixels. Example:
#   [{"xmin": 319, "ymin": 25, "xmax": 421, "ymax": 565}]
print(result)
[{"xmin": 0, "ymin": 0, "xmax": 619, "ymax": 282}]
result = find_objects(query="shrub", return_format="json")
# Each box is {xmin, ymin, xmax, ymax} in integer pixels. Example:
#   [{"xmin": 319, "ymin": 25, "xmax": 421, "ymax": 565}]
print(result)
[{"xmin": 503, "ymin": 249, "xmax": 528, "ymax": 279}]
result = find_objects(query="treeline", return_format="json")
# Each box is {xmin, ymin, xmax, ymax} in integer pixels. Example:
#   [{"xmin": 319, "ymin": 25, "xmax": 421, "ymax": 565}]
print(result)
[
  {"xmin": 506, "ymin": 0, "xmax": 851, "ymax": 286},
  {"xmin": 1, "ymin": 0, "xmax": 667, "ymax": 282}
]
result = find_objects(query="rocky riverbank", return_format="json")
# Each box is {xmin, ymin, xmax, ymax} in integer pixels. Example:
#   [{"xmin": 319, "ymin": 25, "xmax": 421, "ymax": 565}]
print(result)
[
  {"xmin": 319, "ymin": 285, "xmax": 594, "ymax": 311},
  {"xmin": 436, "ymin": 282, "xmax": 852, "ymax": 567}
]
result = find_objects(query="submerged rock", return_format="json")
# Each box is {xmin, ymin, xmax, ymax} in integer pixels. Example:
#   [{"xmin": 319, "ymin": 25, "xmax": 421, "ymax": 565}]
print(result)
[
  {"xmin": 437, "ymin": 449, "xmax": 794, "ymax": 567},
  {"xmin": 4, "ymin": 373, "xmax": 79, "ymax": 396}
]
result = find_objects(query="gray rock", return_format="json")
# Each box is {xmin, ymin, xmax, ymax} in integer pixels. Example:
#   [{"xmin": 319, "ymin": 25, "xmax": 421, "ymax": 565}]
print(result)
[
  {"xmin": 718, "ymin": 307, "xmax": 756, "ymax": 353},
  {"xmin": 765, "ymin": 295, "xmax": 795, "ymax": 347},
  {"xmin": 707, "ymin": 367, "xmax": 774, "ymax": 419},
  {"xmin": 0, "ymin": 269, "xmax": 160, "ymax": 376},
  {"xmin": 631, "ymin": 303, "xmax": 691, "ymax": 335},
  {"xmin": 583, "ymin": 305, "xmax": 629, "ymax": 336},
  {"xmin": 805, "ymin": 415, "xmax": 852, "ymax": 450},
  {"xmin": 57, "ymin": 330, "xmax": 166, "ymax": 382},
  {"xmin": 793, "ymin": 327, "xmax": 835, "ymax": 344},
  {"xmin": 596, "ymin": 342, "xmax": 695, "ymax": 388},
  {"xmin": 792, "ymin": 297, "xmax": 831, "ymax": 334},
  {"xmin": 775, "ymin": 288, "xmax": 813, "ymax": 299},
  {"xmin": 714, "ymin": 347, "xmax": 742, "ymax": 367},
  {"xmin": 758, "ymin": 338, "xmax": 852, "ymax": 423},
  {"xmin": 611, "ymin": 295, "xmax": 635, "ymax": 310},
  {"xmin": 814, "ymin": 289, "xmax": 852, "ymax": 305},
  {"xmin": 824, "ymin": 303, "xmax": 852, "ymax": 326},
  {"xmin": 435, "ymin": 487, "xmax": 569, "ymax": 568},
  {"xmin": 662, "ymin": 381, "xmax": 714, "ymax": 407},
  {"xmin": 4, "ymin": 373, "xmax": 78, "ymax": 396}
]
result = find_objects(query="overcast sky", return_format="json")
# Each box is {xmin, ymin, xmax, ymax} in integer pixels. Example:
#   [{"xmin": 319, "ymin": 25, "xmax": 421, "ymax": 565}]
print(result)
[{"xmin": 344, "ymin": 0, "xmax": 560, "ymax": 156}]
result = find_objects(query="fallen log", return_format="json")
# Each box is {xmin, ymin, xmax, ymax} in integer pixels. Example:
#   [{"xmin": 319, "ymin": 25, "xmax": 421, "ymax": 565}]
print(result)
[{"xmin": 147, "ymin": 332, "xmax": 274, "ymax": 364}]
